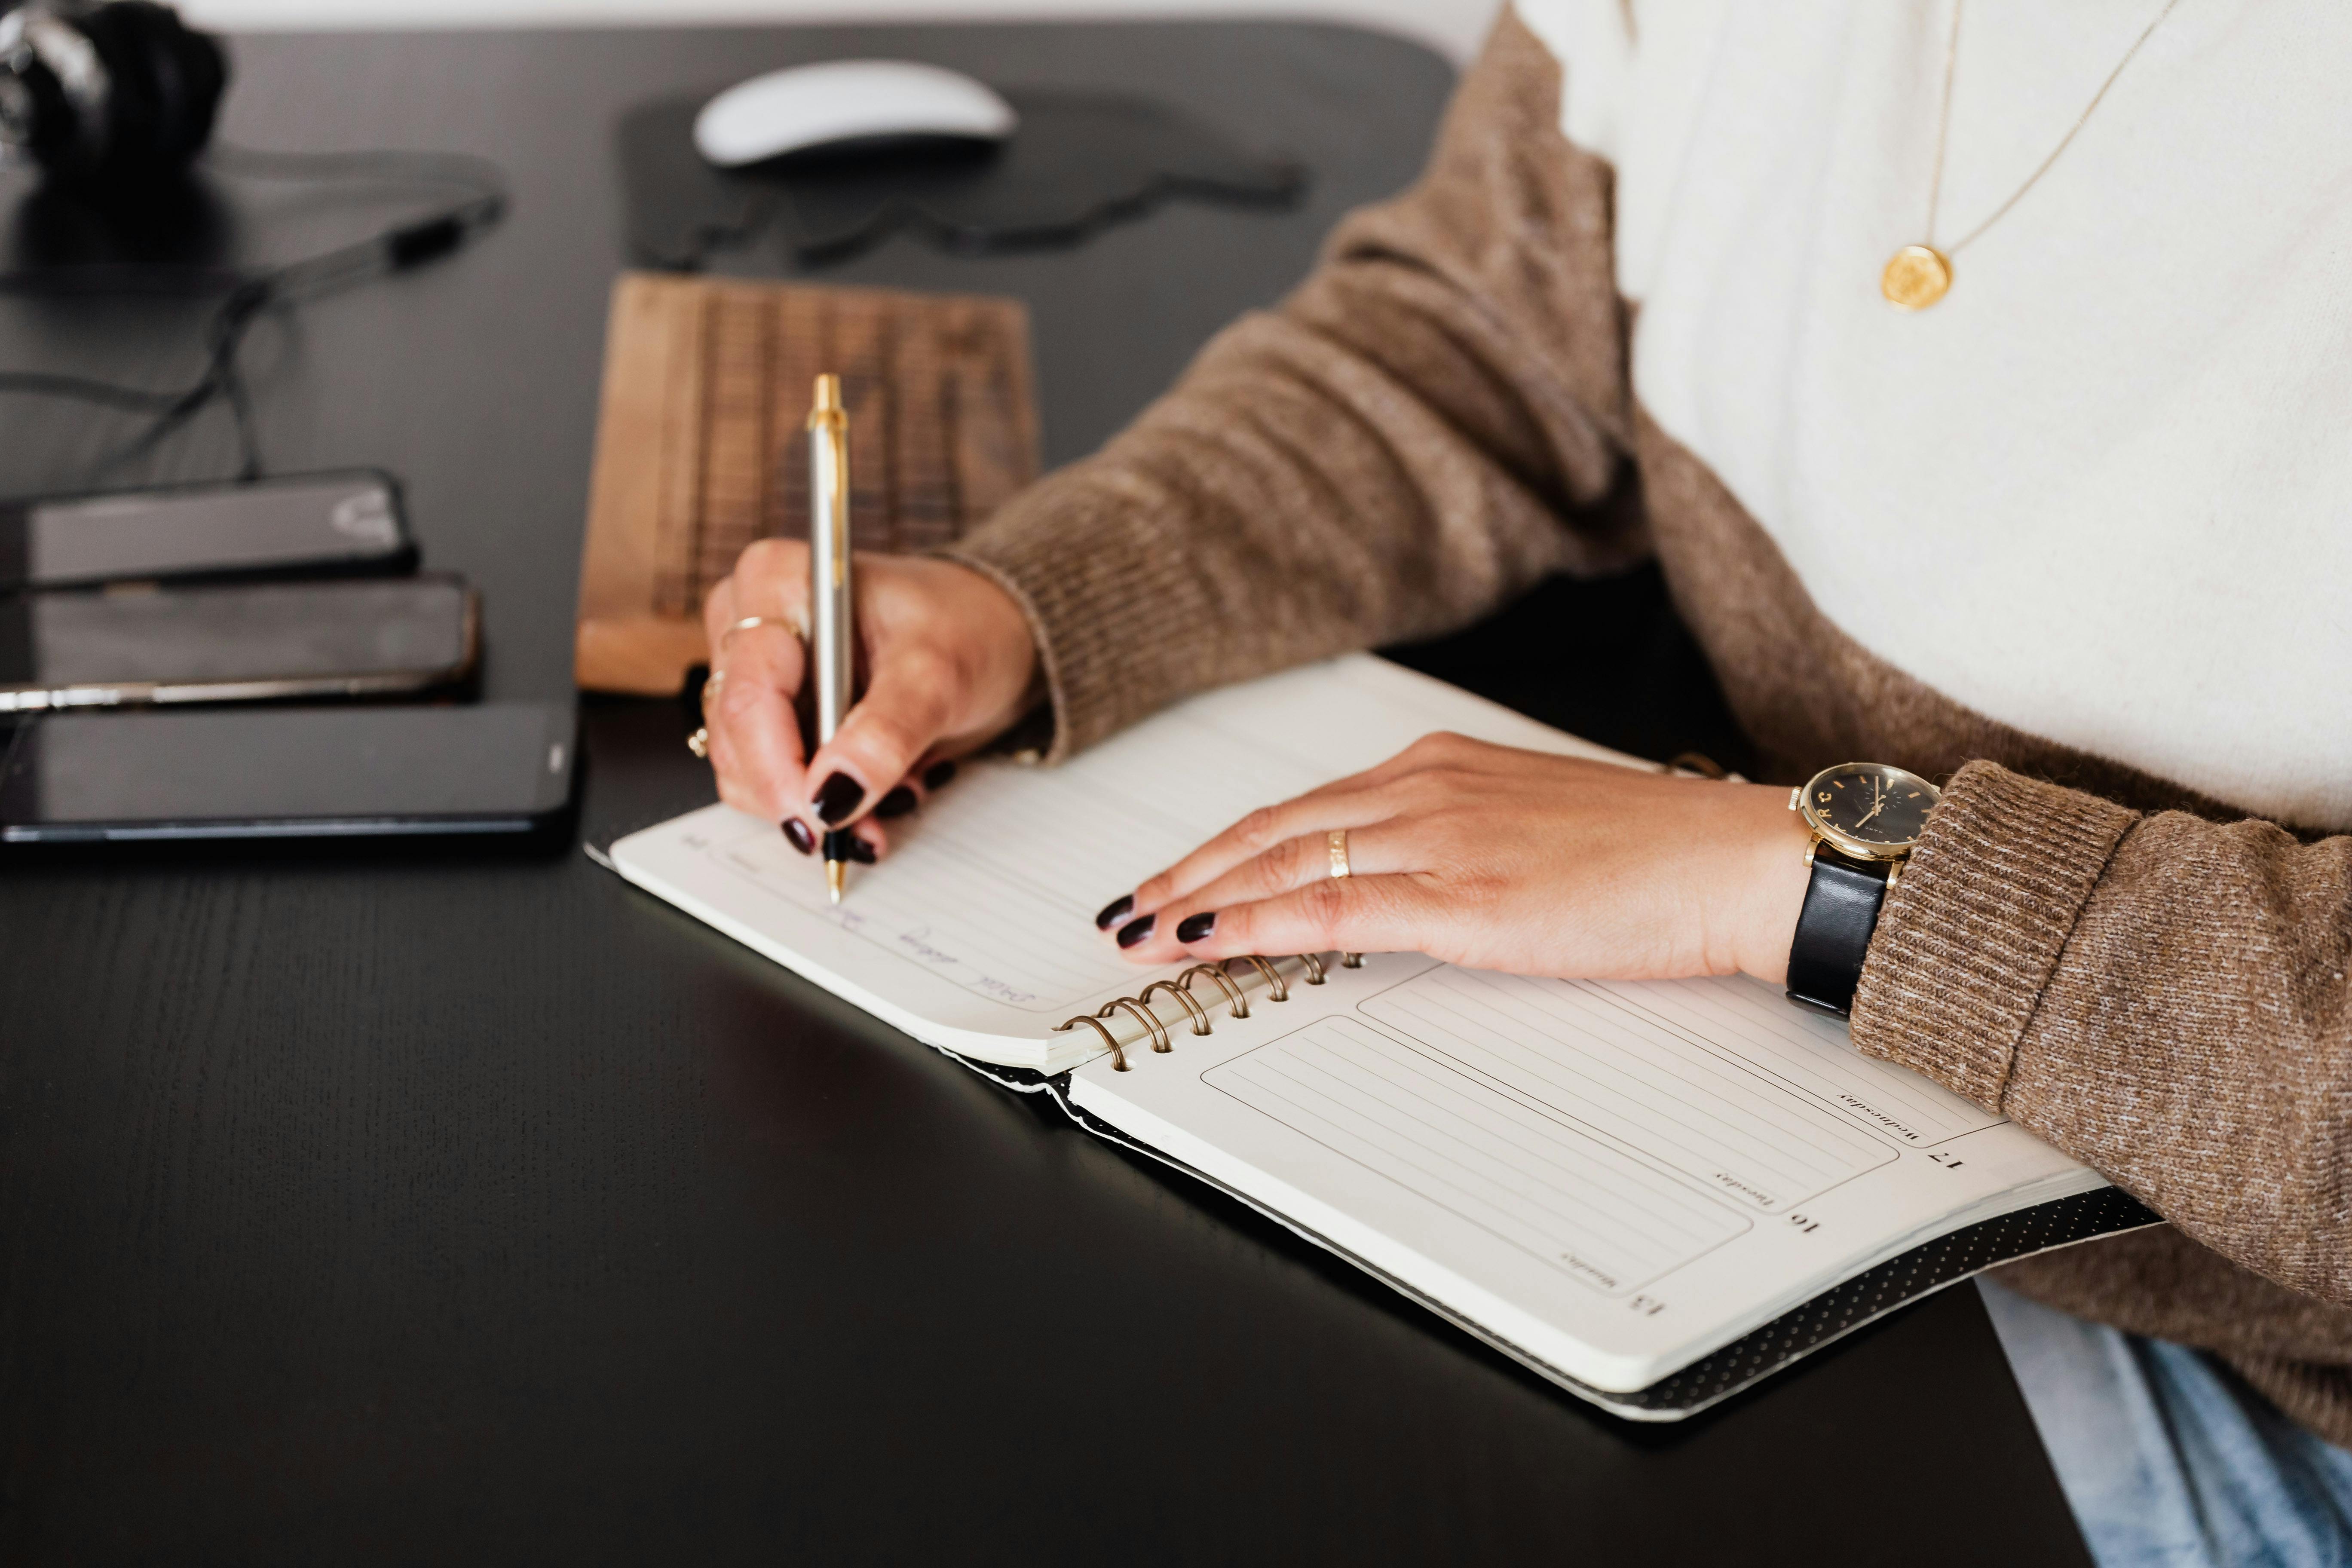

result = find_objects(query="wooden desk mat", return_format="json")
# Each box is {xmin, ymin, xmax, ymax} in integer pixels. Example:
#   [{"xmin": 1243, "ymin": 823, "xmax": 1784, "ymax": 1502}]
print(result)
[{"xmin": 576, "ymin": 272, "xmax": 1041, "ymax": 694}]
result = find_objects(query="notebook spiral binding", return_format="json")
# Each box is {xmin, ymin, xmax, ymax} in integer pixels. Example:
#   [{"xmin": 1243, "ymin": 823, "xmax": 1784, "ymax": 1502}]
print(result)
[{"xmin": 1056, "ymin": 952, "xmax": 1367, "ymax": 1070}]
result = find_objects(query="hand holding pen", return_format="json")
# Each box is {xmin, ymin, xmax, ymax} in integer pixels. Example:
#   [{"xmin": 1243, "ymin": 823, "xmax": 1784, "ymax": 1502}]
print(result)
[{"xmin": 692, "ymin": 381, "xmax": 1043, "ymax": 882}]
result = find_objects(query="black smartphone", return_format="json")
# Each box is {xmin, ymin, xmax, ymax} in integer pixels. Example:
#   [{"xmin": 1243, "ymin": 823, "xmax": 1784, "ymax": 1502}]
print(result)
[
  {"xmin": 0, "ymin": 471, "xmax": 416, "ymax": 591},
  {"xmin": 0, "ymin": 701, "xmax": 577, "ymax": 841},
  {"xmin": 0, "ymin": 575, "xmax": 478, "ymax": 712}
]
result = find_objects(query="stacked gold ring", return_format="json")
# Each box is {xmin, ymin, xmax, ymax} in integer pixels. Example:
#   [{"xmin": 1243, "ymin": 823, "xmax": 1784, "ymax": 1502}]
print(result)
[
  {"xmin": 1327, "ymin": 828, "xmax": 1352, "ymax": 880},
  {"xmin": 688, "ymin": 615, "xmax": 808, "ymax": 758},
  {"xmin": 722, "ymin": 613, "xmax": 805, "ymax": 646}
]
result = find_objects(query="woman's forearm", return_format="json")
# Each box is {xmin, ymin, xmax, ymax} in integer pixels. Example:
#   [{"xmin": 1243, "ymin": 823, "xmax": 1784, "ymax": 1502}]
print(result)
[
  {"xmin": 943, "ymin": 10, "xmax": 1642, "ymax": 761},
  {"xmin": 1855, "ymin": 761, "xmax": 2352, "ymax": 1305}
]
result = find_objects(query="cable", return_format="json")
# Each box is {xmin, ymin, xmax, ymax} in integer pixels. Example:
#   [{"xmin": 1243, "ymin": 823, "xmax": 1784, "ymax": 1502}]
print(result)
[
  {"xmin": 207, "ymin": 141, "xmax": 506, "ymax": 195},
  {"xmin": 0, "ymin": 141, "xmax": 506, "ymax": 299},
  {"xmin": 0, "ymin": 142, "xmax": 507, "ymax": 482}
]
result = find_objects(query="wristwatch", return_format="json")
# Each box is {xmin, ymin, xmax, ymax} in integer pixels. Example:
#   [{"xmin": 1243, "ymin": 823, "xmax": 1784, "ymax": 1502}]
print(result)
[{"xmin": 1784, "ymin": 762, "xmax": 1942, "ymax": 1017}]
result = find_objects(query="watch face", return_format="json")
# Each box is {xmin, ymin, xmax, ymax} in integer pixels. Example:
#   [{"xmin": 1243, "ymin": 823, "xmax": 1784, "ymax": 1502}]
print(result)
[{"xmin": 1803, "ymin": 763, "xmax": 1939, "ymax": 854}]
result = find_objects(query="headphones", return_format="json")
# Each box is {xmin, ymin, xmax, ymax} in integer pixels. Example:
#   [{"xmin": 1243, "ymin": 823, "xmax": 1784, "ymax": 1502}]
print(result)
[
  {"xmin": 0, "ymin": 0, "xmax": 505, "ymax": 484},
  {"xmin": 0, "ymin": 0, "xmax": 227, "ymax": 184}
]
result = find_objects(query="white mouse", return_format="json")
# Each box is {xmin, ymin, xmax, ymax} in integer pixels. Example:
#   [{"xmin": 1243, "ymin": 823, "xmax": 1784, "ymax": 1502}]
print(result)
[{"xmin": 694, "ymin": 60, "xmax": 1018, "ymax": 168}]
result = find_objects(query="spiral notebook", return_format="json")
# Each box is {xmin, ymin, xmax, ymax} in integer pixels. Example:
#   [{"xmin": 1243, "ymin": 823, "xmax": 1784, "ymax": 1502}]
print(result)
[{"xmin": 604, "ymin": 655, "xmax": 2158, "ymax": 1418}]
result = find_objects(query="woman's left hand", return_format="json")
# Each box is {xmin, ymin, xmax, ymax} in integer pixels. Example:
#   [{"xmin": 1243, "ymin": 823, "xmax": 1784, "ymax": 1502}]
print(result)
[{"xmin": 1100, "ymin": 732, "xmax": 1816, "ymax": 986}]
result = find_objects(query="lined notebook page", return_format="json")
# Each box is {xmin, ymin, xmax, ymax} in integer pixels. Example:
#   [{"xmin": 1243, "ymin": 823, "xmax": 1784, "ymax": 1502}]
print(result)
[
  {"xmin": 1207, "ymin": 1013, "xmax": 1758, "ymax": 1296},
  {"xmin": 1070, "ymin": 956, "xmax": 2101, "ymax": 1390},
  {"xmin": 609, "ymin": 655, "xmax": 1635, "ymax": 1065}
]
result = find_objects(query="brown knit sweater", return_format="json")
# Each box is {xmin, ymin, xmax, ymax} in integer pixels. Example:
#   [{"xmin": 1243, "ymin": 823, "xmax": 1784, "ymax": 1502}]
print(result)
[{"xmin": 943, "ymin": 11, "xmax": 2352, "ymax": 1440}]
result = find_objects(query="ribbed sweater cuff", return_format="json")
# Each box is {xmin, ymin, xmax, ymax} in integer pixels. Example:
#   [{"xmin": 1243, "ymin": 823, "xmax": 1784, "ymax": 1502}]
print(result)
[
  {"xmin": 1850, "ymin": 760, "xmax": 2138, "ymax": 1108},
  {"xmin": 939, "ymin": 463, "xmax": 1222, "ymax": 764}
]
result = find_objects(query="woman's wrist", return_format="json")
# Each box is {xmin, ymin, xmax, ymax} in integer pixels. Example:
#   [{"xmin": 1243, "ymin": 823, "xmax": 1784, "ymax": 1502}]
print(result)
[{"xmin": 1727, "ymin": 789, "xmax": 1817, "ymax": 988}]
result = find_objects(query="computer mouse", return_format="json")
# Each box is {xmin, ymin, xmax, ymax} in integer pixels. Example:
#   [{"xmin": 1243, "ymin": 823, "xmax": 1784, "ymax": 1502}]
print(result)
[{"xmin": 693, "ymin": 60, "xmax": 1018, "ymax": 168}]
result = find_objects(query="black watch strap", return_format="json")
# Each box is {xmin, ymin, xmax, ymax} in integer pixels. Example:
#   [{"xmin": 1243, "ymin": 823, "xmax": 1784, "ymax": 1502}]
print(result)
[{"xmin": 1785, "ymin": 848, "xmax": 1893, "ymax": 1017}]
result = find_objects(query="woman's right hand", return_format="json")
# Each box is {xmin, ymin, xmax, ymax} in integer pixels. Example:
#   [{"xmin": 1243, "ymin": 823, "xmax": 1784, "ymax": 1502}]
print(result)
[{"xmin": 698, "ymin": 539, "xmax": 1041, "ymax": 857}]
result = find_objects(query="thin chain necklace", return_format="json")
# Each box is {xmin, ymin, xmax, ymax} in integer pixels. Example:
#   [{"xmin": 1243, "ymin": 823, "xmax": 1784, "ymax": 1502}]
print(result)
[{"xmin": 1882, "ymin": 0, "xmax": 2184, "ymax": 310}]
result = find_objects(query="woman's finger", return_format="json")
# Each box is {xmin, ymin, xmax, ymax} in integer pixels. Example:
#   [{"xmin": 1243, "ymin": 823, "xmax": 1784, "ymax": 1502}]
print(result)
[
  {"xmin": 796, "ymin": 649, "xmax": 960, "ymax": 832},
  {"xmin": 1110, "ymin": 820, "xmax": 1421, "ymax": 960},
  {"xmin": 1129, "ymin": 872, "xmax": 1446, "ymax": 966},
  {"xmin": 704, "ymin": 621, "xmax": 809, "ymax": 823},
  {"xmin": 871, "ymin": 756, "xmax": 962, "ymax": 821},
  {"xmin": 845, "ymin": 815, "xmax": 889, "ymax": 862},
  {"xmin": 1110, "ymin": 780, "xmax": 1422, "ymax": 932},
  {"xmin": 1101, "ymin": 732, "xmax": 1532, "ymax": 928},
  {"xmin": 700, "ymin": 539, "xmax": 808, "ymax": 659}
]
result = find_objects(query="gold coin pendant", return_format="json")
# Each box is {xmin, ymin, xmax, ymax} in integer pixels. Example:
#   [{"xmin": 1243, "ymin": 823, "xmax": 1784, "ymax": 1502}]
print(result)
[{"xmin": 1881, "ymin": 244, "xmax": 1952, "ymax": 310}]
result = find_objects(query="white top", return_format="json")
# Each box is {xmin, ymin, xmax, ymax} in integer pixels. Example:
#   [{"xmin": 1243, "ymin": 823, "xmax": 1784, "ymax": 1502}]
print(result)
[{"xmin": 1516, "ymin": 0, "xmax": 2352, "ymax": 829}]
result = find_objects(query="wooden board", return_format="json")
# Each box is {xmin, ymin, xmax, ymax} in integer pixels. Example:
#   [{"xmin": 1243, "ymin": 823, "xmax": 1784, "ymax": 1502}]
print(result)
[{"xmin": 576, "ymin": 272, "xmax": 1041, "ymax": 694}]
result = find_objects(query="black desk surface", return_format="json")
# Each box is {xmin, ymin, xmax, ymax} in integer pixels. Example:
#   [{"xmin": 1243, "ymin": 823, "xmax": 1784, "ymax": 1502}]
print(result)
[{"xmin": 0, "ymin": 22, "xmax": 2091, "ymax": 1564}]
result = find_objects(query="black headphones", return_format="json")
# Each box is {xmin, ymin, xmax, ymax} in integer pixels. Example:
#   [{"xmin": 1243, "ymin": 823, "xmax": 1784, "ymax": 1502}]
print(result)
[
  {"xmin": 0, "ymin": 0, "xmax": 227, "ymax": 184},
  {"xmin": 0, "ymin": 0, "xmax": 508, "ymax": 484}
]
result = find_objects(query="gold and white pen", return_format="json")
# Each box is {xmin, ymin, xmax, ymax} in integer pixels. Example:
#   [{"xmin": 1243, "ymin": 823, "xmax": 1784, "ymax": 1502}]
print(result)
[{"xmin": 807, "ymin": 373, "xmax": 855, "ymax": 904}]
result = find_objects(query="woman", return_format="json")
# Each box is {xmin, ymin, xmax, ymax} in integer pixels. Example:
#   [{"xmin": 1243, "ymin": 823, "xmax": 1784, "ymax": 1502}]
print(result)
[{"xmin": 697, "ymin": 5, "xmax": 2352, "ymax": 1560}]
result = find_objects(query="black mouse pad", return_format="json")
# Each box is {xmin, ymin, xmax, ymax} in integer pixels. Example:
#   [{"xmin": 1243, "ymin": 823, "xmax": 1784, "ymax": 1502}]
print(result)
[{"xmin": 618, "ymin": 88, "xmax": 1306, "ymax": 270}]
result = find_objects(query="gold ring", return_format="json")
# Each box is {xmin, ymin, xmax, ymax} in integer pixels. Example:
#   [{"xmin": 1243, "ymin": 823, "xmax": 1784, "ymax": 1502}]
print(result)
[
  {"xmin": 722, "ymin": 612, "xmax": 805, "ymax": 646},
  {"xmin": 686, "ymin": 726, "xmax": 710, "ymax": 759},
  {"xmin": 700, "ymin": 667, "xmax": 728, "ymax": 714},
  {"xmin": 1327, "ymin": 828, "xmax": 1351, "ymax": 880}
]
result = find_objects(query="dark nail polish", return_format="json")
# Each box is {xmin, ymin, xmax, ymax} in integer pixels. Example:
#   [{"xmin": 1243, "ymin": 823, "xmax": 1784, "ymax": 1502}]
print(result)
[
  {"xmin": 922, "ymin": 760, "xmax": 958, "ymax": 791},
  {"xmin": 876, "ymin": 786, "xmax": 919, "ymax": 820},
  {"xmin": 1095, "ymin": 894, "xmax": 1134, "ymax": 930},
  {"xmin": 1116, "ymin": 913, "xmax": 1156, "ymax": 949},
  {"xmin": 1176, "ymin": 911, "xmax": 1217, "ymax": 944},
  {"xmin": 823, "ymin": 830, "xmax": 878, "ymax": 866},
  {"xmin": 782, "ymin": 819, "xmax": 816, "ymax": 855},
  {"xmin": 815, "ymin": 772, "xmax": 865, "ymax": 825}
]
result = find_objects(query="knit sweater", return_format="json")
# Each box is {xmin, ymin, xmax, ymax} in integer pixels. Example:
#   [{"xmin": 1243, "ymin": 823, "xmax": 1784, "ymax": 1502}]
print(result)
[{"xmin": 943, "ymin": 6, "xmax": 2352, "ymax": 1439}]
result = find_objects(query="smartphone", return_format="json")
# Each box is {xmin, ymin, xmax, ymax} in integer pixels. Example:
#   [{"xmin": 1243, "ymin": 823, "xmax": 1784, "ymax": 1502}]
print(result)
[
  {"xmin": 0, "ymin": 471, "xmax": 416, "ymax": 591},
  {"xmin": 0, "ymin": 701, "xmax": 577, "ymax": 841},
  {"xmin": 0, "ymin": 575, "xmax": 478, "ymax": 712}
]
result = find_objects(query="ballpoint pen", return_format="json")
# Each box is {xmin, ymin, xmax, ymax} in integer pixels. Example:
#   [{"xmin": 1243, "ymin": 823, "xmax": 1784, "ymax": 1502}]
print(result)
[{"xmin": 807, "ymin": 372, "xmax": 854, "ymax": 904}]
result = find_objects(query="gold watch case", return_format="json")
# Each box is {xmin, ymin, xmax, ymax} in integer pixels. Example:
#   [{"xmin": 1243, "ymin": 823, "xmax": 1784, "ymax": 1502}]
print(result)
[{"xmin": 1788, "ymin": 762, "xmax": 1942, "ymax": 864}]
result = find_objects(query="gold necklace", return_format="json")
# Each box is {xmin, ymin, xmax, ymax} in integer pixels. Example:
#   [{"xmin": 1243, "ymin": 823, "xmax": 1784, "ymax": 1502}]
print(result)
[{"xmin": 1883, "ymin": 0, "xmax": 2183, "ymax": 310}]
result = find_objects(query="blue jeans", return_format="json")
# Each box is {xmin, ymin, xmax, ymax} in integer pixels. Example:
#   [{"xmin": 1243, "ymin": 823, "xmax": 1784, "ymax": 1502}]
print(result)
[{"xmin": 1981, "ymin": 1279, "xmax": 2352, "ymax": 1568}]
